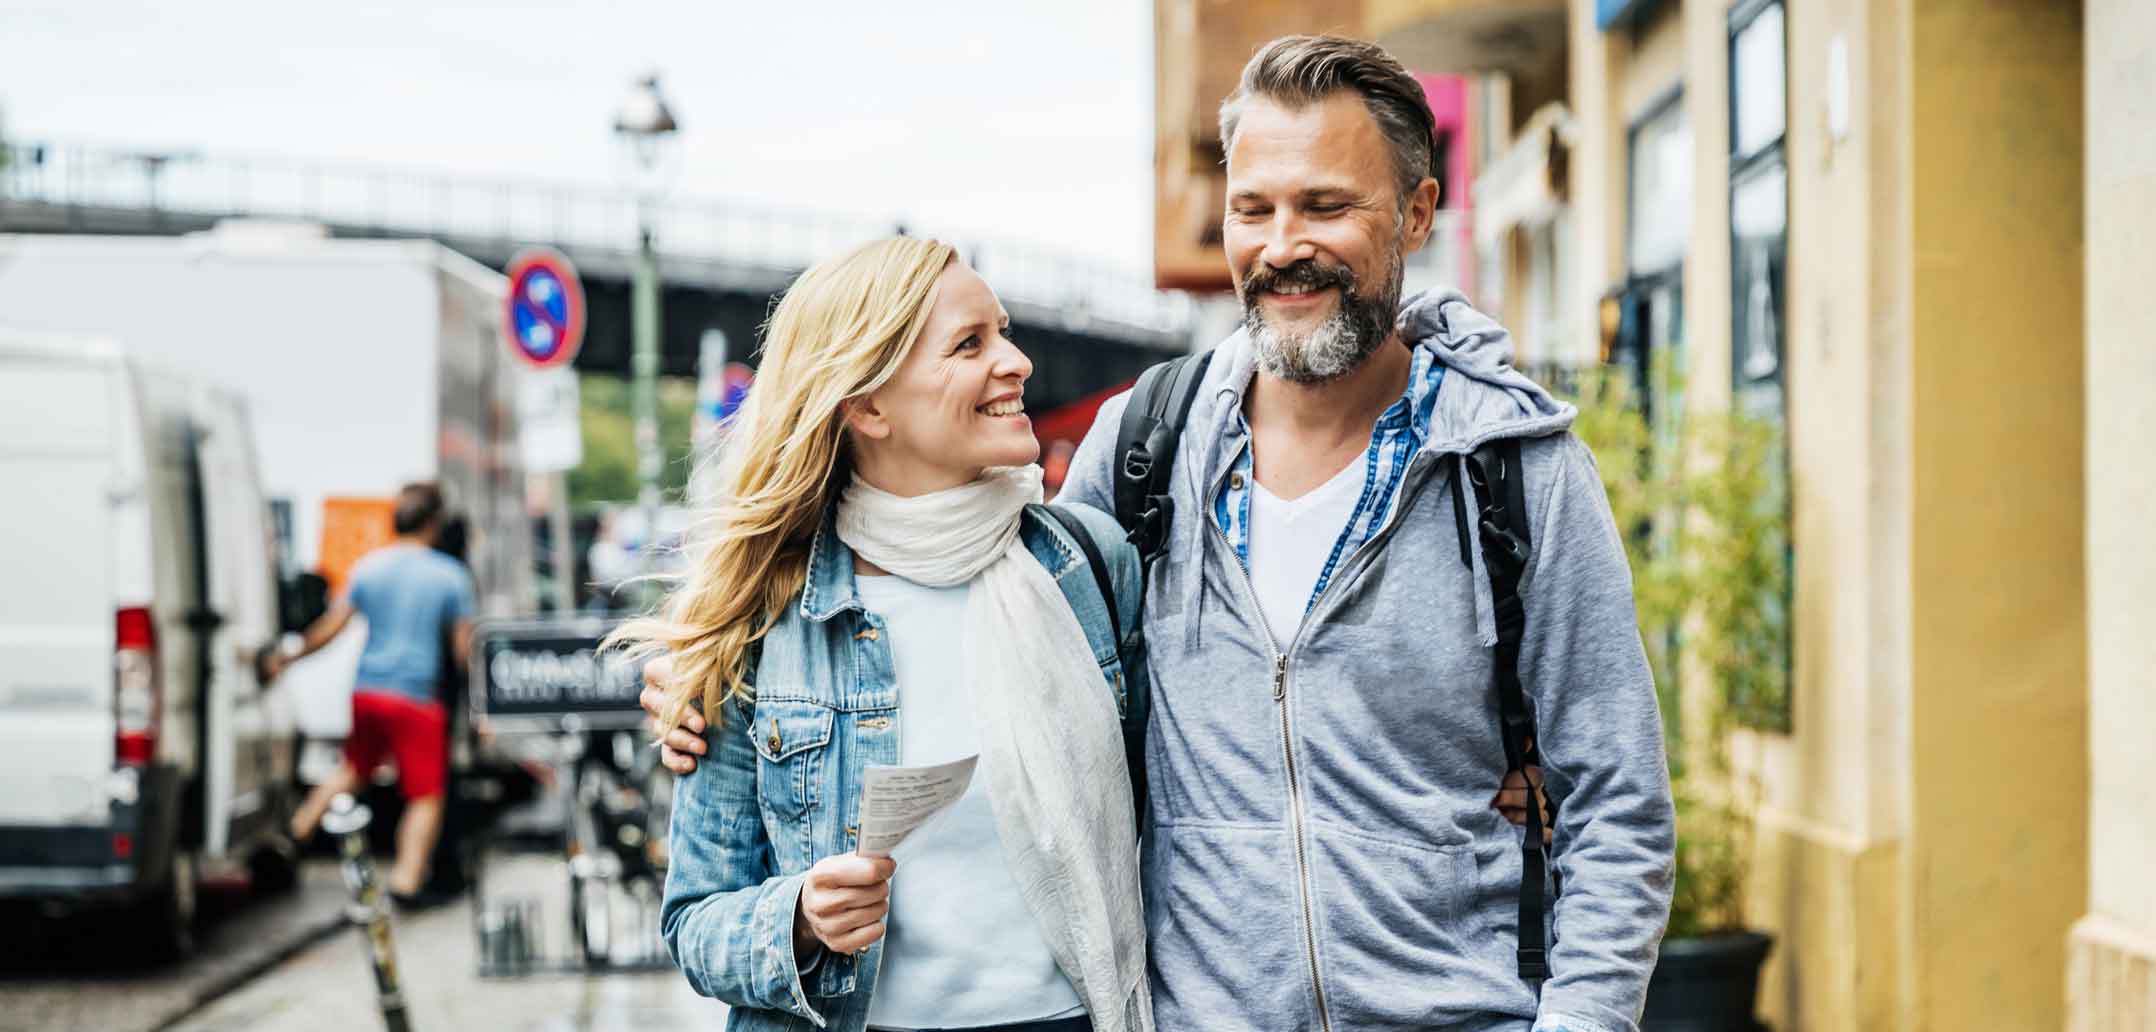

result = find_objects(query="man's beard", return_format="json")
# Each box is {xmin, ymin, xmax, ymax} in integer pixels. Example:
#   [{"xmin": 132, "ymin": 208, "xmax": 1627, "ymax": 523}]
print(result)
[{"xmin": 1239, "ymin": 252, "xmax": 1404, "ymax": 385}]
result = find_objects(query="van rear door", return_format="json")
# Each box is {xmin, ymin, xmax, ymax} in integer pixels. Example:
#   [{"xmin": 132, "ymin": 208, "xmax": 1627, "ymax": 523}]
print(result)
[
  {"xmin": 0, "ymin": 345, "xmax": 130, "ymax": 827},
  {"xmin": 192, "ymin": 387, "xmax": 289, "ymax": 855}
]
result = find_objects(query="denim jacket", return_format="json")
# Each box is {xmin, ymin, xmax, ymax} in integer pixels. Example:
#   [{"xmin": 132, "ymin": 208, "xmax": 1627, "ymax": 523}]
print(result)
[{"xmin": 661, "ymin": 501, "xmax": 1146, "ymax": 1032}]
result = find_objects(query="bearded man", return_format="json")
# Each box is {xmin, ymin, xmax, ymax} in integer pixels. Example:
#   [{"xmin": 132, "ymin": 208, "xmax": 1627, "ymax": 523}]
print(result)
[{"xmin": 1062, "ymin": 35, "xmax": 1676, "ymax": 1032}]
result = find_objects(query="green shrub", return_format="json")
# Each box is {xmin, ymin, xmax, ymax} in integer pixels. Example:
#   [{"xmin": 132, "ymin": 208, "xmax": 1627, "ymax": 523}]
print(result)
[{"xmin": 1569, "ymin": 360, "xmax": 1790, "ymax": 938}]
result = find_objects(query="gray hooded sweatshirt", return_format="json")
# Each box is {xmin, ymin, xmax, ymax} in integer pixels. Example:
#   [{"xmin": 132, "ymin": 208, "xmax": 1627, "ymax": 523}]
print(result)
[{"xmin": 1058, "ymin": 290, "xmax": 1676, "ymax": 1032}]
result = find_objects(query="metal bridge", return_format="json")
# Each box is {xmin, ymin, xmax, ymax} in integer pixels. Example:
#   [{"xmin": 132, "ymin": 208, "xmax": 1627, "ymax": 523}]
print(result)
[{"xmin": 0, "ymin": 141, "xmax": 1196, "ymax": 416}]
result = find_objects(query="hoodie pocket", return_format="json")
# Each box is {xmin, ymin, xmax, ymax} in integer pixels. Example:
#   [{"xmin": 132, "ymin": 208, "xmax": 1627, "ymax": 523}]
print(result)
[{"xmin": 1308, "ymin": 827, "xmax": 1501, "ymax": 1027}]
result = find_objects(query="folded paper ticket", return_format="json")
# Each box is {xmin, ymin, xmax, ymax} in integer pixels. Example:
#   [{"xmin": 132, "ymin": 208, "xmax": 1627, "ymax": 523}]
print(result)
[{"xmin": 855, "ymin": 754, "xmax": 979, "ymax": 858}]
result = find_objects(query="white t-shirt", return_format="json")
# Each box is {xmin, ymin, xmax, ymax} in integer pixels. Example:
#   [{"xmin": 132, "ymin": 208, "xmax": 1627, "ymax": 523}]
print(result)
[
  {"xmin": 850, "ymin": 573, "xmax": 1085, "ymax": 1030},
  {"xmin": 1245, "ymin": 457, "xmax": 1369, "ymax": 652}
]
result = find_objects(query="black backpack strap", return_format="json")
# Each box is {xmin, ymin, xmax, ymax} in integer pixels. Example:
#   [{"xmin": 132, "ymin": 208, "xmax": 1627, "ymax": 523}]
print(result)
[
  {"xmin": 1097, "ymin": 349, "xmax": 1211, "ymax": 839},
  {"xmin": 1113, "ymin": 349, "xmax": 1216, "ymax": 561},
  {"xmin": 1458, "ymin": 438, "xmax": 1552, "ymax": 982},
  {"xmin": 1030, "ymin": 503, "xmax": 1146, "ymax": 837}
]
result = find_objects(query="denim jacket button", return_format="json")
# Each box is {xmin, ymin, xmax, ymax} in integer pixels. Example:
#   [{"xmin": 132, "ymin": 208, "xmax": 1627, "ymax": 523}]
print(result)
[
  {"xmin": 854, "ymin": 626, "xmax": 880, "ymax": 641},
  {"xmin": 766, "ymin": 721, "xmax": 782, "ymax": 754}
]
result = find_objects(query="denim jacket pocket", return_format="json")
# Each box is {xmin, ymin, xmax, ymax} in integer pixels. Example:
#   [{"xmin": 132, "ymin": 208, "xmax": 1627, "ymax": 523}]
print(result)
[{"xmin": 747, "ymin": 699, "xmax": 835, "ymax": 820}]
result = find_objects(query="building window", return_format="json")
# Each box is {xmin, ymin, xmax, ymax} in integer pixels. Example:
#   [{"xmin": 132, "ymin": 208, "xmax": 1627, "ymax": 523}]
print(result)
[
  {"xmin": 1730, "ymin": 0, "xmax": 1787, "ymax": 418},
  {"xmin": 1623, "ymin": 87, "xmax": 1689, "ymax": 436},
  {"xmin": 1628, "ymin": 90, "xmax": 1692, "ymax": 280},
  {"xmin": 1729, "ymin": 0, "xmax": 1793, "ymax": 732}
]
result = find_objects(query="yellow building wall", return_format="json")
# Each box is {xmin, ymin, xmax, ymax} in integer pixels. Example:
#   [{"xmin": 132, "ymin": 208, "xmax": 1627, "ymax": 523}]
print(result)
[
  {"xmin": 2070, "ymin": 0, "xmax": 2156, "ymax": 1028},
  {"xmin": 1907, "ymin": 3, "xmax": 2086, "ymax": 1031}
]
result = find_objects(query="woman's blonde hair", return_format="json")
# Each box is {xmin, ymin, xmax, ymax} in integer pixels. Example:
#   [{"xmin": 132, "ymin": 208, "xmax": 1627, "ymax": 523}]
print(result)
[{"xmin": 607, "ymin": 236, "xmax": 956, "ymax": 732}]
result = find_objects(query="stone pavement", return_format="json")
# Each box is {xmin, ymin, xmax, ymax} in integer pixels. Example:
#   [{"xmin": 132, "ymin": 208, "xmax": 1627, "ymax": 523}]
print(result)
[
  {"xmin": 167, "ymin": 855, "xmax": 720, "ymax": 1032},
  {"xmin": 0, "ymin": 861, "xmax": 350, "ymax": 1032}
]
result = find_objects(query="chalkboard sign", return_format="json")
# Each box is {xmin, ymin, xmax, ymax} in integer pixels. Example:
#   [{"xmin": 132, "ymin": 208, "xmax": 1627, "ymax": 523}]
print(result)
[{"xmin": 472, "ymin": 619, "xmax": 646, "ymax": 731}]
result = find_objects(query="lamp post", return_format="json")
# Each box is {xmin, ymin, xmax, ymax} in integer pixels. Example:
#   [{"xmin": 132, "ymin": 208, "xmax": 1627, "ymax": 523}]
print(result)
[{"xmin": 613, "ymin": 75, "xmax": 680, "ymax": 603}]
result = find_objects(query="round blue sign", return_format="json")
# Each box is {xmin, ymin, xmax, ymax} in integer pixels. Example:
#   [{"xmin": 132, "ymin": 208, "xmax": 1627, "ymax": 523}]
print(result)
[{"xmin": 503, "ymin": 250, "xmax": 585, "ymax": 369}]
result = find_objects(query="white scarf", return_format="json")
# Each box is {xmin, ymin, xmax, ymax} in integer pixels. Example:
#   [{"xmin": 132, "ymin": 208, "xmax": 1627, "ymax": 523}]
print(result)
[{"xmin": 835, "ymin": 465, "xmax": 1152, "ymax": 1032}]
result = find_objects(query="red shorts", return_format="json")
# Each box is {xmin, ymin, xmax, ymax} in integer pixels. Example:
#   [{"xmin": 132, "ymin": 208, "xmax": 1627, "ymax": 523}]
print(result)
[{"xmin": 345, "ymin": 691, "xmax": 448, "ymax": 800}]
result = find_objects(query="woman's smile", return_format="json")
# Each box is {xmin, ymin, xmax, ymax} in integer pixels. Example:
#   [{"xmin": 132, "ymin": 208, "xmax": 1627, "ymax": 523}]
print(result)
[{"xmin": 977, "ymin": 394, "xmax": 1028, "ymax": 420}]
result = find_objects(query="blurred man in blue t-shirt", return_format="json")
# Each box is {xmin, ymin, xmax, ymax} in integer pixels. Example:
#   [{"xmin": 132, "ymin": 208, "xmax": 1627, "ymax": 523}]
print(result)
[{"xmin": 271, "ymin": 482, "xmax": 475, "ymax": 900}]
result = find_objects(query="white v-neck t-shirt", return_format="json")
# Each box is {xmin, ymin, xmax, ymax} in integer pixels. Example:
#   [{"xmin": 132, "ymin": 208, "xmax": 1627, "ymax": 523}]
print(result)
[{"xmin": 1245, "ymin": 456, "xmax": 1369, "ymax": 651}]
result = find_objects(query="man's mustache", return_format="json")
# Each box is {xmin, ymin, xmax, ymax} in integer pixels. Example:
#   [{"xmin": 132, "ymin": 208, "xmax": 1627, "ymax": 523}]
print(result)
[{"xmin": 1241, "ymin": 259, "xmax": 1358, "ymax": 302}]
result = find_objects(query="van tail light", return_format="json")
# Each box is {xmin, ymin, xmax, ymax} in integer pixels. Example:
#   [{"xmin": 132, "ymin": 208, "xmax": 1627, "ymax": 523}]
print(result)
[{"xmin": 114, "ymin": 607, "xmax": 160, "ymax": 767}]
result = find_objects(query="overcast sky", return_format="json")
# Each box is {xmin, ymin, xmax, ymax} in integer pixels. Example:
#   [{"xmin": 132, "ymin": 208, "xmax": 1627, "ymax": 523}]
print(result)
[{"xmin": 0, "ymin": 0, "xmax": 1156, "ymax": 268}]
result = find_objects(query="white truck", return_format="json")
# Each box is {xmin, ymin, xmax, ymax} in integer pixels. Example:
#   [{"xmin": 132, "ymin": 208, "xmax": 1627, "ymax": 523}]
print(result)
[
  {"xmin": 0, "ymin": 225, "xmax": 536, "ymax": 775},
  {"xmin": 0, "ymin": 333, "xmax": 292, "ymax": 959}
]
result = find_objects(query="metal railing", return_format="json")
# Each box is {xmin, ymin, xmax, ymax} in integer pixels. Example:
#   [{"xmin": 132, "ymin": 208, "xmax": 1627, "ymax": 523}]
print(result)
[{"xmin": 0, "ymin": 140, "xmax": 1194, "ymax": 335}]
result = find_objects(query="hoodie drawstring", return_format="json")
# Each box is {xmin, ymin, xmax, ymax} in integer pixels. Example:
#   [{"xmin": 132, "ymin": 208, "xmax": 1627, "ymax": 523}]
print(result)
[{"xmin": 1182, "ymin": 395, "xmax": 1232, "ymax": 652}]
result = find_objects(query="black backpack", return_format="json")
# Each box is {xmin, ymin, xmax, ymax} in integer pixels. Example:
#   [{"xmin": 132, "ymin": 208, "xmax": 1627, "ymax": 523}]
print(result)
[{"xmin": 1105, "ymin": 349, "xmax": 1556, "ymax": 983}]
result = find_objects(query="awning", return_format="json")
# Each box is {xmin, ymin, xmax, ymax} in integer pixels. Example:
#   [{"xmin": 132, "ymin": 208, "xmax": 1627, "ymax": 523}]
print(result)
[{"xmin": 1472, "ymin": 102, "xmax": 1577, "ymax": 250}]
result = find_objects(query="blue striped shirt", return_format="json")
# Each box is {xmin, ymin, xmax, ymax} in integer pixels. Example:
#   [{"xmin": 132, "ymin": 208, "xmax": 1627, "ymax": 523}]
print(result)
[{"xmin": 1213, "ymin": 347, "xmax": 1445, "ymax": 614}]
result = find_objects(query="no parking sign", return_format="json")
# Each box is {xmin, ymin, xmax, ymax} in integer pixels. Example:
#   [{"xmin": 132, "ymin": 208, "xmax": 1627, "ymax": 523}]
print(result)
[{"xmin": 503, "ymin": 248, "xmax": 585, "ymax": 369}]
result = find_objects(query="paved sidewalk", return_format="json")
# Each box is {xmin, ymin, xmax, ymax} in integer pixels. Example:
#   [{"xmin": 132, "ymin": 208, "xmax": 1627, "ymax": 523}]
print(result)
[
  {"xmin": 168, "ymin": 855, "xmax": 719, "ymax": 1032},
  {"xmin": 0, "ymin": 862, "xmax": 350, "ymax": 1032}
]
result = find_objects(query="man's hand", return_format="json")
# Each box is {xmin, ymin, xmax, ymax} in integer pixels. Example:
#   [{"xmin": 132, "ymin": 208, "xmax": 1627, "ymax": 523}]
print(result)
[
  {"xmin": 642, "ymin": 654, "xmax": 707, "ymax": 775},
  {"xmin": 1492, "ymin": 764, "xmax": 1554, "ymax": 847},
  {"xmin": 794, "ymin": 854, "xmax": 896, "ymax": 958}
]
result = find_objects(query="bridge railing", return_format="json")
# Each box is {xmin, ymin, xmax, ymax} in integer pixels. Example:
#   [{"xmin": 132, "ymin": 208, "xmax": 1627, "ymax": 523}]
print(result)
[{"xmin": 0, "ymin": 140, "xmax": 1194, "ymax": 336}]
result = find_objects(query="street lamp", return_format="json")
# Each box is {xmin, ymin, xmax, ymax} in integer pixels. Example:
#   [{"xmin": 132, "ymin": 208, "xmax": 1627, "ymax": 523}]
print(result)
[{"xmin": 612, "ymin": 74, "xmax": 680, "ymax": 603}]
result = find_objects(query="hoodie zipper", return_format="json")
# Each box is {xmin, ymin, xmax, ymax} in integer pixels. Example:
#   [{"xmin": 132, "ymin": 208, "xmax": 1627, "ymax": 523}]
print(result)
[
  {"xmin": 1201, "ymin": 450, "xmax": 1454, "ymax": 1031},
  {"xmin": 1206, "ymin": 510, "xmax": 1333, "ymax": 1032},
  {"xmin": 1272, "ymin": 651, "xmax": 1330, "ymax": 1032}
]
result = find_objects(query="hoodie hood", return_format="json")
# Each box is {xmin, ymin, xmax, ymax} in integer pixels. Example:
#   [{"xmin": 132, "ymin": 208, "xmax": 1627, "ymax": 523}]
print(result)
[
  {"xmin": 1395, "ymin": 288, "xmax": 1576, "ymax": 453},
  {"xmin": 1395, "ymin": 289, "xmax": 1579, "ymax": 646}
]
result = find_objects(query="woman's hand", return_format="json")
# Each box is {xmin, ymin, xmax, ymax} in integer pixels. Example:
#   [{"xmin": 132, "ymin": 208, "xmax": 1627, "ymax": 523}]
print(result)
[
  {"xmin": 794, "ymin": 853, "xmax": 897, "ymax": 959},
  {"xmin": 641, "ymin": 654, "xmax": 708, "ymax": 775},
  {"xmin": 1491, "ymin": 765, "xmax": 1554, "ymax": 847}
]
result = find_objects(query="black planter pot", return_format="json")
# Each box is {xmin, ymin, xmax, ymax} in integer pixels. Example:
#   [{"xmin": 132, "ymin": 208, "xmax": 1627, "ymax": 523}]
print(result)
[{"xmin": 1641, "ymin": 930, "xmax": 1775, "ymax": 1032}]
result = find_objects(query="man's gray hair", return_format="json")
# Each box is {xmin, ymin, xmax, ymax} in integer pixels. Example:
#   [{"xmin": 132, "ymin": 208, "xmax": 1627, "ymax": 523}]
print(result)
[{"xmin": 1218, "ymin": 34, "xmax": 1437, "ymax": 207}]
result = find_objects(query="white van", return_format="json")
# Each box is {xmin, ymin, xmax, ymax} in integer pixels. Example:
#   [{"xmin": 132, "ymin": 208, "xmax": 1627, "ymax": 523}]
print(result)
[
  {"xmin": 0, "ymin": 229, "xmax": 534, "ymax": 772},
  {"xmin": 0, "ymin": 333, "xmax": 296, "ymax": 960}
]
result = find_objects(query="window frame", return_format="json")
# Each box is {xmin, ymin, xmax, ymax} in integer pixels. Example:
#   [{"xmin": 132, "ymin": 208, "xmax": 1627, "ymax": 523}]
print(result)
[
  {"xmin": 1726, "ymin": 0, "xmax": 1794, "ymax": 734},
  {"xmin": 1622, "ymin": 84, "xmax": 1690, "ymax": 437},
  {"xmin": 1625, "ymin": 83, "xmax": 1689, "ymax": 284}
]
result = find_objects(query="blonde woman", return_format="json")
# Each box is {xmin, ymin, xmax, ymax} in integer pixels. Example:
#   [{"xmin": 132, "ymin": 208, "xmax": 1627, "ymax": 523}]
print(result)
[{"xmin": 613, "ymin": 238, "xmax": 1150, "ymax": 1032}]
